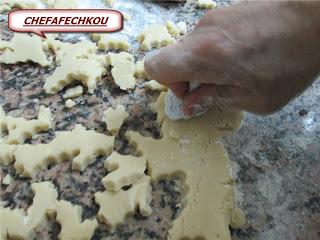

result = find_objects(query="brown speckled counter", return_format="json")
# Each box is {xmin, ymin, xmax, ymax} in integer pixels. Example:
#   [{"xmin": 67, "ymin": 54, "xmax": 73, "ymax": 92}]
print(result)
[{"xmin": 1, "ymin": 0, "xmax": 319, "ymax": 240}]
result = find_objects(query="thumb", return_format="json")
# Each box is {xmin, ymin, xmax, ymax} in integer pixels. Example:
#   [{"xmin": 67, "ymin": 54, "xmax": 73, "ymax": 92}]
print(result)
[
  {"xmin": 144, "ymin": 42, "xmax": 196, "ymax": 85},
  {"xmin": 182, "ymin": 84, "xmax": 249, "ymax": 116}
]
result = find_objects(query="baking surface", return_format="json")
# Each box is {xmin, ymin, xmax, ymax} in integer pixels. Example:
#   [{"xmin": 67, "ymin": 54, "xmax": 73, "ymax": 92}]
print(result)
[{"xmin": 1, "ymin": 0, "xmax": 320, "ymax": 239}]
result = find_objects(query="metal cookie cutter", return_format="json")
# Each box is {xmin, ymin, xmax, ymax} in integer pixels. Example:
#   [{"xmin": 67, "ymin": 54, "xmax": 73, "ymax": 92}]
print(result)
[{"xmin": 165, "ymin": 82, "xmax": 207, "ymax": 121}]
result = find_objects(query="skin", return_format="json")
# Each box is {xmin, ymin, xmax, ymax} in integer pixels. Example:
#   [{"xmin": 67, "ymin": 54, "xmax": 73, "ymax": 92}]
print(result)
[{"xmin": 145, "ymin": 1, "xmax": 320, "ymax": 116}]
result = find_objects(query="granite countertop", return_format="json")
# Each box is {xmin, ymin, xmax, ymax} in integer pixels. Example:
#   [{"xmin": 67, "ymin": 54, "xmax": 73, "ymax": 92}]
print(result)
[{"xmin": 1, "ymin": 0, "xmax": 319, "ymax": 239}]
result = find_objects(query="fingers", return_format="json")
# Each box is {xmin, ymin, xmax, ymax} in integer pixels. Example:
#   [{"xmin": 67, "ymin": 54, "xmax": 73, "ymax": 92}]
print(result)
[
  {"xmin": 169, "ymin": 82, "xmax": 189, "ymax": 98},
  {"xmin": 144, "ymin": 42, "xmax": 196, "ymax": 85},
  {"xmin": 182, "ymin": 84, "xmax": 251, "ymax": 116}
]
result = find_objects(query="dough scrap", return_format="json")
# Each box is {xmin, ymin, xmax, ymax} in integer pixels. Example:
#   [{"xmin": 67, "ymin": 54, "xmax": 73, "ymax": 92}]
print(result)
[
  {"xmin": 0, "ymin": 182, "xmax": 58, "ymax": 240},
  {"xmin": 106, "ymin": 52, "xmax": 136, "ymax": 90},
  {"xmin": 198, "ymin": 0, "xmax": 217, "ymax": 9},
  {"xmin": 62, "ymin": 85, "xmax": 84, "ymax": 99},
  {"xmin": 144, "ymin": 80, "xmax": 167, "ymax": 91},
  {"xmin": 126, "ymin": 92, "xmax": 245, "ymax": 240},
  {"xmin": 53, "ymin": 200, "xmax": 98, "ymax": 240},
  {"xmin": 65, "ymin": 99, "xmax": 76, "ymax": 109},
  {"xmin": 91, "ymin": 33, "xmax": 130, "ymax": 51},
  {"xmin": 137, "ymin": 24, "xmax": 175, "ymax": 50},
  {"xmin": 95, "ymin": 176, "xmax": 152, "ymax": 228},
  {"xmin": 0, "ymin": 106, "xmax": 52, "ymax": 145},
  {"xmin": 103, "ymin": 104, "xmax": 129, "ymax": 134},
  {"xmin": 0, "ymin": 0, "xmax": 37, "ymax": 13},
  {"xmin": 0, "ymin": 33, "xmax": 51, "ymax": 66},
  {"xmin": 102, "ymin": 151, "xmax": 147, "ymax": 191},
  {"xmin": 0, "ymin": 124, "xmax": 114, "ymax": 178},
  {"xmin": 43, "ymin": 56, "xmax": 107, "ymax": 94}
]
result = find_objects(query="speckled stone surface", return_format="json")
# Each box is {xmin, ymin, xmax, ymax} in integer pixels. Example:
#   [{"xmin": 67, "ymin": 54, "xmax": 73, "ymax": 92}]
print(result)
[{"xmin": 1, "ymin": 0, "xmax": 319, "ymax": 240}]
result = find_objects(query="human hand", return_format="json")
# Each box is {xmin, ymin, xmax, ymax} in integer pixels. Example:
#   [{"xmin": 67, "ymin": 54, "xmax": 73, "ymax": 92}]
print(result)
[{"xmin": 145, "ymin": 1, "xmax": 320, "ymax": 116}]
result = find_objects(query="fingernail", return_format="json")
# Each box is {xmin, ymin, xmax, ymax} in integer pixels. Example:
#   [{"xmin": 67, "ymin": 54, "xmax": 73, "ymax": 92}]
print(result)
[{"xmin": 189, "ymin": 104, "xmax": 206, "ymax": 117}]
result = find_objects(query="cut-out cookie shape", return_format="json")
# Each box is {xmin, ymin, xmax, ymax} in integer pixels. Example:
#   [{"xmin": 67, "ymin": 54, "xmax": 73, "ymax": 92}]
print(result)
[
  {"xmin": 51, "ymin": 200, "xmax": 98, "ymax": 240},
  {"xmin": 95, "ymin": 175, "xmax": 152, "ymax": 228},
  {"xmin": 126, "ymin": 92, "xmax": 245, "ymax": 240},
  {"xmin": 0, "ymin": 33, "xmax": 51, "ymax": 66},
  {"xmin": 1, "ymin": 124, "xmax": 114, "ymax": 177},
  {"xmin": 0, "ymin": 181, "xmax": 58, "ymax": 240},
  {"xmin": 46, "ymin": 39, "xmax": 97, "ymax": 64},
  {"xmin": 43, "ymin": 56, "xmax": 107, "ymax": 94},
  {"xmin": 137, "ymin": 24, "xmax": 175, "ymax": 50},
  {"xmin": 102, "ymin": 151, "xmax": 146, "ymax": 191},
  {"xmin": 0, "ymin": 0, "xmax": 37, "ymax": 13},
  {"xmin": 91, "ymin": 33, "xmax": 130, "ymax": 51},
  {"xmin": 103, "ymin": 104, "xmax": 129, "ymax": 134},
  {"xmin": 198, "ymin": 0, "xmax": 217, "ymax": 9},
  {"xmin": 63, "ymin": 85, "xmax": 83, "ymax": 99},
  {"xmin": 0, "ymin": 106, "xmax": 52, "ymax": 144},
  {"xmin": 106, "ymin": 52, "xmax": 136, "ymax": 90},
  {"xmin": 144, "ymin": 80, "xmax": 167, "ymax": 91}
]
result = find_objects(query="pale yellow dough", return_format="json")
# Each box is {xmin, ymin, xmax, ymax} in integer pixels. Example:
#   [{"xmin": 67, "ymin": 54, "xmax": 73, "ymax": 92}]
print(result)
[
  {"xmin": 0, "ymin": 106, "xmax": 52, "ymax": 144},
  {"xmin": 1, "ymin": 174, "xmax": 12, "ymax": 185},
  {"xmin": 198, "ymin": 0, "xmax": 217, "ymax": 9},
  {"xmin": 126, "ymin": 92, "xmax": 245, "ymax": 240},
  {"xmin": 106, "ymin": 52, "xmax": 136, "ymax": 90},
  {"xmin": 134, "ymin": 58, "xmax": 150, "ymax": 79},
  {"xmin": 137, "ymin": 24, "xmax": 175, "ymax": 50},
  {"xmin": 0, "ymin": 33, "xmax": 51, "ymax": 66},
  {"xmin": 0, "ymin": 124, "xmax": 114, "ymax": 177},
  {"xmin": 91, "ymin": 33, "xmax": 130, "ymax": 51},
  {"xmin": 95, "ymin": 176, "xmax": 152, "ymax": 228},
  {"xmin": 103, "ymin": 104, "xmax": 129, "ymax": 134},
  {"xmin": 65, "ymin": 99, "xmax": 76, "ymax": 109},
  {"xmin": 63, "ymin": 85, "xmax": 84, "ymax": 99},
  {"xmin": 0, "ymin": 0, "xmax": 37, "ymax": 13},
  {"xmin": 144, "ymin": 80, "xmax": 167, "ymax": 91},
  {"xmin": 102, "ymin": 151, "xmax": 147, "ymax": 191}
]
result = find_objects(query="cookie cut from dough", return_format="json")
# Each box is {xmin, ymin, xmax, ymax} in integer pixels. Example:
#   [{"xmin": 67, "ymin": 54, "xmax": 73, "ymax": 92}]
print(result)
[
  {"xmin": 198, "ymin": 0, "xmax": 217, "ymax": 9},
  {"xmin": 0, "ymin": 106, "xmax": 52, "ymax": 144},
  {"xmin": 95, "ymin": 176, "xmax": 152, "ymax": 228},
  {"xmin": 103, "ymin": 105, "xmax": 129, "ymax": 134},
  {"xmin": 102, "ymin": 151, "xmax": 147, "ymax": 191},
  {"xmin": 1, "ymin": 124, "xmax": 114, "ymax": 178},
  {"xmin": 53, "ymin": 200, "xmax": 98, "ymax": 240},
  {"xmin": 46, "ymin": 39, "xmax": 97, "ymax": 64},
  {"xmin": 0, "ymin": 181, "xmax": 58, "ymax": 240},
  {"xmin": 144, "ymin": 80, "xmax": 167, "ymax": 91},
  {"xmin": 0, "ymin": 144, "xmax": 16, "ymax": 165},
  {"xmin": 63, "ymin": 85, "xmax": 83, "ymax": 99},
  {"xmin": 0, "ymin": 0, "xmax": 37, "ymax": 13},
  {"xmin": 134, "ymin": 58, "xmax": 151, "ymax": 79},
  {"xmin": 91, "ymin": 33, "xmax": 130, "ymax": 51},
  {"xmin": 106, "ymin": 52, "xmax": 136, "ymax": 90},
  {"xmin": 137, "ymin": 24, "xmax": 175, "ymax": 50},
  {"xmin": 126, "ymin": 92, "xmax": 245, "ymax": 240},
  {"xmin": 65, "ymin": 99, "xmax": 76, "ymax": 109},
  {"xmin": 43, "ymin": 56, "xmax": 107, "ymax": 94},
  {"xmin": 0, "ymin": 33, "xmax": 51, "ymax": 66}
]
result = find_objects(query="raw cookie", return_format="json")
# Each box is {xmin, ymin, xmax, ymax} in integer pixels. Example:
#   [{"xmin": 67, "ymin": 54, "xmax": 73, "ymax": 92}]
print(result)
[
  {"xmin": 102, "ymin": 151, "xmax": 147, "ymax": 191},
  {"xmin": 137, "ymin": 24, "xmax": 175, "ymax": 50},
  {"xmin": 0, "ymin": 182, "xmax": 58, "ymax": 240},
  {"xmin": 0, "ymin": 0, "xmax": 37, "ymax": 13},
  {"xmin": 0, "ymin": 106, "xmax": 52, "ymax": 144},
  {"xmin": 95, "ymin": 176, "xmax": 152, "ymax": 228},
  {"xmin": 0, "ymin": 33, "xmax": 51, "ymax": 66},
  {"xmin": 63, "ymin": 86, "xmax": 84, "ymax": 99},
  {"xmin": 43, "ymin": 56, "xmax": 107, "ymax": 94},
  {"xmin": 144, "ymin": 80, "xmax": 167, "ymax": 91},
  {"xmin": 106, "ymin": 52, "xmax": 136, "ymax": 90},
  {"xmin": 198, "ymin": 0, "xmax": 217, "ymax": 9},
  {"xmin": 126, "ymin": 92, "xmax": 245, "ymax": 240},
  {"xmin": 1, "ymin": 124, "xmax": 114, "ymax": 177},
  {"xmin": 134, "ymin": 58, "xmax": 150, "ymax": 79},
  {"xmin": 65, "ymin": 99, "xmax": 76, "ymax": 109},
  {"xmin": 53, "ymin": 200, "xmax": 98, "ymax": 240},
  {"xmin": 103, "ymin": 104, "xmax": 129, "ymax": 134},
  {"xmin": 91, "ymin": 33, "xmax": 130, "ymax": 51}
]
